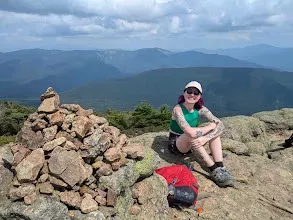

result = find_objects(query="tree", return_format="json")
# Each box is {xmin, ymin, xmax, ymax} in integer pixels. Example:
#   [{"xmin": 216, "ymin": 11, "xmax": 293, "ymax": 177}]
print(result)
[{"xmin": 0, "ymin": 101, "xmax": 35, "ymax": 136}]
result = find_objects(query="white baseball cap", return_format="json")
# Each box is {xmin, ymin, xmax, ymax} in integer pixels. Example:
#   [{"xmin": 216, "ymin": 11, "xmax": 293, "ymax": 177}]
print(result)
[{"xmin": 184, "ymin": 81, "xmax": 203, "ymax": 94}]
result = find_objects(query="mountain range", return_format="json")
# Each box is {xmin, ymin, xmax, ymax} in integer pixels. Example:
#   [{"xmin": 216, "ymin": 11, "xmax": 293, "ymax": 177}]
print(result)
[
  {"xmin": 196, "ymin": 44, "xmax": 293, "ymax": 72},
  {"xmin": 96, "ymin": 48, "xmax": 260, "ymax": 74},
  {"xmin": 60, "ymin": 67, "xmax": 293, "ymax": 117},
  {"xmin": 0, "ymin": 47, "xmax": 263, "ymax": 99},
  {"xmin": 1, "ymin": 45, "xmax": 293, "ymax": 116}
]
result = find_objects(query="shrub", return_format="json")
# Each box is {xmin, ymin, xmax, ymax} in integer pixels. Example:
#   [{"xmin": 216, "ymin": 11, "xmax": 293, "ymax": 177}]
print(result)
[
  {"xmin": 103, "ymin": 101, "xmax": 172, "ymax": 137},
  {"xmin": 0, "ymin": 101, "xmax": 35, "ymax": 136},
  {"xmin": 0, "ymin": 136, "xmax": 15, "ymax": 146}
]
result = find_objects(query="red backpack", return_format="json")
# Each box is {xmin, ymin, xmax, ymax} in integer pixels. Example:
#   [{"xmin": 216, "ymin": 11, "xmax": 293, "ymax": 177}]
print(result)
[{"xmin": 155, "ymin": 165, "xmax": 199, "ymax": 208}]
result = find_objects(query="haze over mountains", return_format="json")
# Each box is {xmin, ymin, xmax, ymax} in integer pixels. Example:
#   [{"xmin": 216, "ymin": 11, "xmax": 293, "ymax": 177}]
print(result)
[
  {"xmin": 0, "ymin": 47, "xmax": 261, "ymax": 98},
  {"xmin": 96, "ymin": 48, "xmax": 261, "ymax": 74},
  {"xmin": 0, "ymin": 44, "xmax": 292, "ymax": 116},
  {"xmin": 197, "ymin": 44, "xmax": 293, "ymax": 72}
]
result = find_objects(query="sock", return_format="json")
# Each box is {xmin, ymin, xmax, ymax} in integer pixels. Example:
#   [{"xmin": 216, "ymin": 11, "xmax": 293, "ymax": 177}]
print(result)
[
  {"xmin": 208, "ymin": 163, "xmax": 218, "ymax": 172},
  {"xmin": 215, "ymin": 161, "xmax": 224, "ymax": 167}
]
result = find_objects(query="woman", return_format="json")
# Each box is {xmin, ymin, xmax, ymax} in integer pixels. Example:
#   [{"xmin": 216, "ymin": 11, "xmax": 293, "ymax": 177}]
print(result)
[{"xmin": 168, "ymin": 81, "xmax": 234, "ymax": 187}]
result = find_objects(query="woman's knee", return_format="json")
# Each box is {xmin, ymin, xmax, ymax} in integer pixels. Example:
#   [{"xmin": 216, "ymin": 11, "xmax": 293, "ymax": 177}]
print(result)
[{"xmin": 209, "ymin": 136, "xmax": 221, "ymax": 142}]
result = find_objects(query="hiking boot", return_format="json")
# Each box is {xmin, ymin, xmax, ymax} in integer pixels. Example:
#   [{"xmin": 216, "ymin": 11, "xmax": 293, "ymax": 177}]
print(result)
[{"xmin": 210, "ymin": 167, "xmax": 234, "ymax": 187}]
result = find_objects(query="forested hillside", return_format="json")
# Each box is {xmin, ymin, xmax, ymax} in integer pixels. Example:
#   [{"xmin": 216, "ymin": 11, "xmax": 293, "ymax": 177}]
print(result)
[{"xmin": 61, "ymin": 67, "xmax": 293, "ymax": 116}]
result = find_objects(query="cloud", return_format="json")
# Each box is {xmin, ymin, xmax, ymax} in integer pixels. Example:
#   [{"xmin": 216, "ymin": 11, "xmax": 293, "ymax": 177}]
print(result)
[{"xmin": 0, "ymin": 0, "xmax": 293, "ymax": 50}]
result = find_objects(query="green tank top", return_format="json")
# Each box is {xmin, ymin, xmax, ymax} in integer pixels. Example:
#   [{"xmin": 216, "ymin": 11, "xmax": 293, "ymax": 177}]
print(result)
[{"xmin": 169, "ymin": 104, "xmax": 199, "ymax": 134}]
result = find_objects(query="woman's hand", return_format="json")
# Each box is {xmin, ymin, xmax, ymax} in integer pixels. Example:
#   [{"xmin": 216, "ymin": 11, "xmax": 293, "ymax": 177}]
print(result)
[{"xmin": 191, "ymin": 136, "xmax": 209, "ymax": 149}]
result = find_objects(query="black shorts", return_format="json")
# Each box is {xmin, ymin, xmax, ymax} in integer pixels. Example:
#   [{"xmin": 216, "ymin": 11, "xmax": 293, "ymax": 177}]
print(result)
[{"xmin": 168, "ymin": 132, "xmax": 191, "ymax": 155}]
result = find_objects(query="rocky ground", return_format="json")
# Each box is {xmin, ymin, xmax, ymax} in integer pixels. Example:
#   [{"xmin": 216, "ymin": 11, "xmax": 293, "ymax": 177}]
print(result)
[
  {"xmin": 130, "ymin": 109, "xmax": 293, "ymax": 220},
  {"xmin": 0, "ymin": 89, "xmax": 293, "ymax": 220}
]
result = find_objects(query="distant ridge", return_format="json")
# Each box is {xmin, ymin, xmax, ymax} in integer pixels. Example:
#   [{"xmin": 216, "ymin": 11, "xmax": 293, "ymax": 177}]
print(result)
[
  {"xmin": 195, "ymin": 44, "xmax": 293, "ymax": 71},
  {"xmin": 60, "ymin": 67, "xmax": 293, "ymax": 117},
  {"xmin": 96, "ymin": 48, "xmax": 261, "ymax": 74}
]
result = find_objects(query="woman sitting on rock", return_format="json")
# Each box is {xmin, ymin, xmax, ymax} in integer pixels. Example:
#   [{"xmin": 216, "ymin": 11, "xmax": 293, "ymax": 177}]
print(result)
[{"xmin": 168, "ymin": 81, "xmax": 234, "ymax": 187}]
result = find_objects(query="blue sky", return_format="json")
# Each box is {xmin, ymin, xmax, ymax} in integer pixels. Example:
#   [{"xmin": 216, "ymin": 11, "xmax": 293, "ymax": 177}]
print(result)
[{"xmin": 0, "ymin": 0, "xmax": 293, "ymax": 52}]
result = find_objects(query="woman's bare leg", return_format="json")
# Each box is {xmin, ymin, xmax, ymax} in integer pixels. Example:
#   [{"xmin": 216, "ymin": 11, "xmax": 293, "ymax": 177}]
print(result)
[
  {"xmin": 209, "ymin": 136, "xmax": 223, "ymax": 162},
  {"xmin": 191, "ymin": 146, "xmax": 215, "ymax": 167},
  {"xmin": 176, "ymin": 134, "xmax": 192, "ymax": 153},
  {"xmin": 176, "ymin": 134, "xmax": 214, "ymax": 166}
]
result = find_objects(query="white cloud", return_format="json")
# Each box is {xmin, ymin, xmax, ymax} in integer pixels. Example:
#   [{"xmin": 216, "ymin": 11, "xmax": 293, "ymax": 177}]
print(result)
[{"xmin": 0, "ymin": 0, "xmax": 293, "ymax": 50}]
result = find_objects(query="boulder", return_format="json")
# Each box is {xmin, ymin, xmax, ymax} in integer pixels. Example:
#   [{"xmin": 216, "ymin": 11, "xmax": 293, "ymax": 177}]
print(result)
[
  {"xmin": 9, "ymin": 184, "xmax": 36, "ymax": 200},
  {"xmin": 47, "ymin": 110, "xmax": 65, "ymax": 126},
  {"xmin": 80, "ymin": 194, "xmax": 98, "ymax": 214},
  {"xmin": 59, "ymin": 191, "xmax": 81, "ymax": 209},
  {"xmin": 43, "ymin": 137, "xmax": 67, "ymax": 151},
  {"xmin": 12, "ymin": 146, "xmax": 31, "ymax": 165},
  {"xmin": 68, "ymin": 210, "xmax": 105, "ymax": 220},
  {"xmin": 99, "ymin": 161, "xmax": 139, "ymax": 194},
  {"xmin": 72, "ymin": 116, "xmax": 92, "ymax": 138},
  {"xmin": 0, "ymin": 143, "xmax": 13, "ymax": 166},
  {"xmin": 15, "ymin": 148, "xmax": 45, "ymax": 182},
  {"xmin": 38, "ymin": 96, "xmax": 60, "ymax": 114},
  {"xmin": 253, "ymin": 108, "xmax": 293, "ymax": 131},
  {"xmin": 130, "ymin": 174, "xmax": 169, "ymax": 219},
  {"xmin": 122, "ymin": 143, "xmax": 145, "ymax": 159},
  {"xmin": 0, "ymin": 166, "xmax": 13, "ymax": 201},
  {"xmin": 16, "ymin": 127, "xmax": 44, "ymax": 150},
  {"xmin": 222, "ymin": 138, "xmax": 250, "ymax": 156},
  {"xmin": 60, "ymin": 104, "xmax": 82, "ymax": 112},
  {"xmin": 48, "ymin": 151, "xmax": 86, "ymax": 187},
  {"xmin": 0, "ymin": 196, "xmax": 70, "ymax": 220},
  {"xmin": 221, "ymin": 115, "xmax": 270, "ymax": 146}
]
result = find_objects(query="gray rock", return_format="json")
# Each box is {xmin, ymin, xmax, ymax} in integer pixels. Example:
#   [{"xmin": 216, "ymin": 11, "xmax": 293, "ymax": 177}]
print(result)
[
  {"xmin": 61, "ymin": 104, "xmax": 81, "ymax": 112},
  {"xmin": 82, "ymin": 133, "xmax": 112, "ymax": 159},
  {"xmin": 99, "ymin": 161, "xmax": 139, "ymax": 194},
  {"xmin": 15, "ymin": 148, "xmax": 45, "ymax": 183},
  {"xmin": 60, "ymin": 191, "xmax": 81, "ymax": 209},
  {"xmin": 72, "ymin": 116, "xmax": 92, "ymax": 138},
  {"xmin": 134, "ymin": 147, "xmax": 161, "ymax": 178},
  {"xmin": 43, "ymin": 125, "xmax": 58, "ymax": 142},
  {"xmin": 16, "ymin": 127, "xmax": 44, "ymax": 150},
  {"xmin": 80, "ymin": 195, "xmax": 98, "ymax": 214},
  {"xmin": 9, "ymin": 184, "xmax": 36, "ymax": 201},
  {"xmin": 0, "ymin": 143, "xmax": 13, "ymax": 166},
  {"xmin": 43, "ymin": 137, "xmax": 67, "ymax": 151},
  {"xmin": 115, "ymin": 188, "xmax": 134, "ymax": 219},
  {"xmin": 253, "ymin": 108, "xmax": 293, "ymax": 131},
  {"xmin": 0, "ymin": 166, "xmax": 13, "ymax": 201},
  {"xmin": 221, "ymin": 116, "xmax": 270, "ymax": 147},
  {"xmin": 130, "ymin": 174, "xmax": 169, "ymax": 220},
  {"xmin": 68, "ymin": 210, "xmax": 105, "ymax": 220},
  {"xmin": 0, "ymin": 195, "xmax": 70, "ymax": 220},
  {"xmin": 246, "ymin": 141, "xmax": 267, "ymax": 155},
  {"xmin": 83, "ymin": 129, "xmax": 103, "ymax": 147},
  {"xmin": 48, "ymin": 151, "xmax": 85, "ymax": 187},
  {"xmin": 38, "ymin": 96, "xmax": 60, "ymax": 114},
  {"xmin": 222, "ymin": 138, "xmax": 250, "ymax": 156}
]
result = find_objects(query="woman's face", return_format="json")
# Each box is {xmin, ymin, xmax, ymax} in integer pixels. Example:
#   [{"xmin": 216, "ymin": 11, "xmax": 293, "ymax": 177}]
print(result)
[{"xmin": 183, "ymin": 87, "xmax": 201, "ymax": 104}]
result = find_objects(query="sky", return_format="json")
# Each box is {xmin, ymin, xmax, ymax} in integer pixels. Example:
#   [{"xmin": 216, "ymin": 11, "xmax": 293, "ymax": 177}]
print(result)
[{"xmin": 0, "ymin": 0, "xmax": 293, "ymax": 52}]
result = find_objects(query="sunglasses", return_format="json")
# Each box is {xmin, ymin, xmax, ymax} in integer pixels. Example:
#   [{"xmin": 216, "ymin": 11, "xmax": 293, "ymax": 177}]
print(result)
[{"xmin": 185, "ymin": 88, "xmax": 201, "ymax": 95}]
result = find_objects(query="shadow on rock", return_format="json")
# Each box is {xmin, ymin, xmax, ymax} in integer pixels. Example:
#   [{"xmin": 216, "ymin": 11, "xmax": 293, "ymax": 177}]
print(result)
[{"xmin": 150, "ymin": 135, "xmax": 212, "ymax": 179}]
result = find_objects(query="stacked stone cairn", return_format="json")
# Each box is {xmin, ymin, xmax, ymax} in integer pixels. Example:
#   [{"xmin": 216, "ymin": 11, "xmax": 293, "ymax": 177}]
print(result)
[{"xmin": 8, "ymin": 88, "xmax": 146, "ymax": 214}]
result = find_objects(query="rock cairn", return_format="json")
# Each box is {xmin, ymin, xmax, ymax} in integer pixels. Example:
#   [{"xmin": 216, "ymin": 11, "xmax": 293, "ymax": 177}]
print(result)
[{"xmin": 8, "ymin": 87, "xmax": 146, "ymax": 214}]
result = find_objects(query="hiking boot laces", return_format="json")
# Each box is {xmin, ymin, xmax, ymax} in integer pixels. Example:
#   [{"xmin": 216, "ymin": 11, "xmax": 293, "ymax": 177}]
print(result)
[{"xmin": 211, "ymin": 167, "xmax": 234, "ymax": 187}]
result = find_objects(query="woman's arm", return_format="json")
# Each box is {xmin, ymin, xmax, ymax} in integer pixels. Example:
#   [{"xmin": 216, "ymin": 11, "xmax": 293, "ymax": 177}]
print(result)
[
  {"xmin": 173, "ymin": 105, "xmax": 216, "ymax": 138},
  {"xmin": 198, "ymin": 106, "xmax": 225, "ymax": 141}
]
